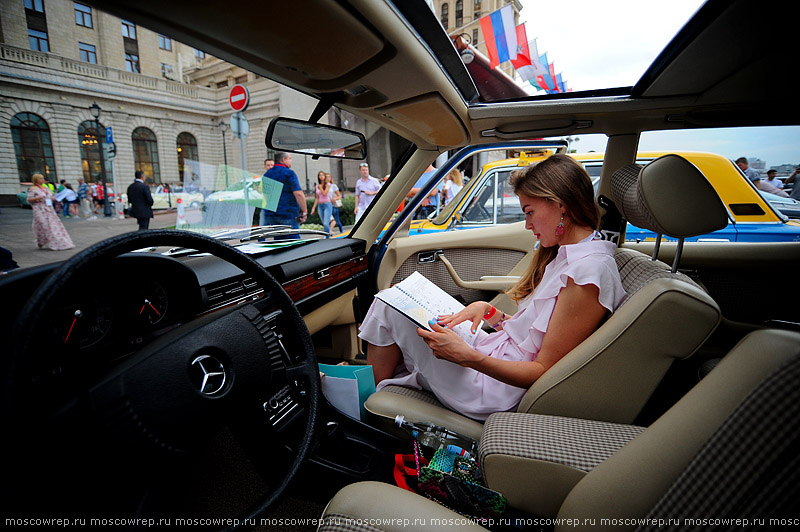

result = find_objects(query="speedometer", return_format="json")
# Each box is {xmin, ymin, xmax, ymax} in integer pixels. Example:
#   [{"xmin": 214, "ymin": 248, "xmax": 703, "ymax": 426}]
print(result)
[
  {"xmin": 59, "ymin": 303, "xmax": 113, "ymax": 349},
  {"xmin": 135, "ymin": 280, "xmax": 169, "ymax": 326}
]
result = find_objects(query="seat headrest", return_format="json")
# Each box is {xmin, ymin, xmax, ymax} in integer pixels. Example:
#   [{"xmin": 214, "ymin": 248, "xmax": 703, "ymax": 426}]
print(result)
[{"xmin": 610, "ymin": 154, "xmax": 728, "ymax": 238}]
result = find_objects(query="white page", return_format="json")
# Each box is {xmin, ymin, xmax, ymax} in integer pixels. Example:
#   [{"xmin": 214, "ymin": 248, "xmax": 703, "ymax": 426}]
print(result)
[{"xmin": 375, "ymin": 271, "xmax": 479, "ymax": 346}]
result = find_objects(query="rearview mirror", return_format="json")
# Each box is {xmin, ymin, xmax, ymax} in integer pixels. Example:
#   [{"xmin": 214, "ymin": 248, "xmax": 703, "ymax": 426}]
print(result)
[{"xmin": 265, "ymin": 117, "xmax": 366, "ymax": 160}]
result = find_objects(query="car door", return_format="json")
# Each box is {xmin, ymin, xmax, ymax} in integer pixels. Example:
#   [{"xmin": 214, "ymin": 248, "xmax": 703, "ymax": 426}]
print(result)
[{"xmin": 372, "ymin": 143, "xmax": 562, "ymax": 315}]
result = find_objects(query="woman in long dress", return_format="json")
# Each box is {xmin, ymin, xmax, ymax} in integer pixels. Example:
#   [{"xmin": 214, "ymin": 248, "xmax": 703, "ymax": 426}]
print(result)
[
  {"xmin": 360, "ymin": 155, "xmax": 626, "ymax": 420},
  {"xmin": 27, "ymin": 173, "xmax": 75, "ymax": 251}
]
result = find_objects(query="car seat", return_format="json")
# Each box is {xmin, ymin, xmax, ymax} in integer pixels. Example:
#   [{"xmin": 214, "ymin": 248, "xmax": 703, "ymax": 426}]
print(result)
[
  {"xmin": 364, "ymin": 154, "xmax": 728, "ymax": 440},
  {"xmin": 320, "ymin": 328, "xmax": 800, "ymax": 530}
]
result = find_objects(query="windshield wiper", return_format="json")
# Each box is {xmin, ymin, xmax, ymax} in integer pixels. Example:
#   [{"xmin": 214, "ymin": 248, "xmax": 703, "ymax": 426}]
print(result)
[{"xmin": 160, "ymin": 225, "xmax": 330, "ymax": 257}]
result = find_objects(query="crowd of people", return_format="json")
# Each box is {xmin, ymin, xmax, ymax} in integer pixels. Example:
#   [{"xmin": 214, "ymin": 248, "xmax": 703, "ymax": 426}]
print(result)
[{"xmin": 736, "ymin": 157, "xmax": 797, "ymax": 198}]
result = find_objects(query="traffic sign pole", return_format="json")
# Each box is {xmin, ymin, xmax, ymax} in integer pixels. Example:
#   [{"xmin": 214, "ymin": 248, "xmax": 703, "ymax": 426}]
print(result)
[{"xmin": 229, "ymin": 86, "xmax": 251, "ymax": 227}]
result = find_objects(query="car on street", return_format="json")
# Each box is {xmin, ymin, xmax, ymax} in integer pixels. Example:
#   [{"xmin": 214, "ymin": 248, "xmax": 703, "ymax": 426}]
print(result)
[
  {"xmin": 2, "ymin": 0, "xmax": 798, "ymax": 528},
  {"xmin": 405, "ymin": 151, "xmax": 800, "ymax": 242},
  {"xmin": 761, "ymin": 190, "xmax": 800, "ymax": 219}
]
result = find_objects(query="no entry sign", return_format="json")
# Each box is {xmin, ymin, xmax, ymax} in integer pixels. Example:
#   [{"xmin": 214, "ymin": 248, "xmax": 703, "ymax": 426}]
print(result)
[{"xmin": 229, "ymin": 84, "xmax": 250, "ymax": 112}]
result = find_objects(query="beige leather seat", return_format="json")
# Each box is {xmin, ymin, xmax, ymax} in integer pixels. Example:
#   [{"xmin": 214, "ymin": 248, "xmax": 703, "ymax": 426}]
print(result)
[
  {"xmin": 320, "ymin": 329, "xmax": 800, "ymax": 531},
  {"xmin": 365, "ymin": 155, "xmax": 728, "ymax": 439}
]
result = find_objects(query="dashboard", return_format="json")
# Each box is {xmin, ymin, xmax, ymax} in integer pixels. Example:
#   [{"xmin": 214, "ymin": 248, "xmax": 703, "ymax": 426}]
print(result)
[{"xmin": 1, "ymin": 237, "xmax": 368, "ymax": 401}]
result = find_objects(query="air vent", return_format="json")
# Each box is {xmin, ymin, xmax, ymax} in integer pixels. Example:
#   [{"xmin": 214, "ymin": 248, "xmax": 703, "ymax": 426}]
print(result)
[{"xmin": 204, "ymin": 276, "xmax": 260, "ymax": 309}]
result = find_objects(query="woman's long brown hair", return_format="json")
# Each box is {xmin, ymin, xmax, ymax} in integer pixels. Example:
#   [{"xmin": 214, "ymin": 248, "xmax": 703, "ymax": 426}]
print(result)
[{"xmin": 507, "ymin": 154, "xmax": 600, "ymax": 302}]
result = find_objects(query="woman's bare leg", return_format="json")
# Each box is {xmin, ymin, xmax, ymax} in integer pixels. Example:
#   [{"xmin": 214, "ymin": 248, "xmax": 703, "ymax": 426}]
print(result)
[{"xmin": 367, "ymin": 342, "xmax": 403, "ymax": 385}]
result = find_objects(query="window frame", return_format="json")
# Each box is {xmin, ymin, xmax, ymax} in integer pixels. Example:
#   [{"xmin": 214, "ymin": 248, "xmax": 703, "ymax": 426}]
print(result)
[
  {"xmin": 158, "ymin": 34, "xmax": 172, "ymax": 51},
  {"xmin": 78, "ymin": 42, "xmax": 97, "ymax": 64},
  {"xmin": 28, "ymin": 29, "xmax": 49, "ymax": 52},
  {"xmin": 132, "ymin": 127, "xmax": 161, "ymax": 183},
  {"xmin": 74, "ymin": 2, "xmax": 93, "ymax": 28},
  {"xmin": 11, "ymin": 112, "xmax": 57, "ymax": 184},
  {"xmin": 121, "ymin": 19, "xmax": 137, "ymax": 40},
  {"xmin": 125, "ymin": 52, "xmax": 140, "ymax": 73}
]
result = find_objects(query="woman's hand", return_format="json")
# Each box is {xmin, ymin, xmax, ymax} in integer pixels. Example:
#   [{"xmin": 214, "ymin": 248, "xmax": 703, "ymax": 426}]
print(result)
[
  {"xmin": 417, "ymin": 321, "xmax": 482, "ymax": 366},
  {"xmin": 435, "ymin": 301, "xmax": 492, "ymax": 334}
]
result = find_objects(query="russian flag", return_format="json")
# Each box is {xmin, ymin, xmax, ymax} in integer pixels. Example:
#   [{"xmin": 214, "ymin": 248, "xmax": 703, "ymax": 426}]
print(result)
[{"xmin": 479, "ymin": 5, "xmax": 517, "ymax": 69}]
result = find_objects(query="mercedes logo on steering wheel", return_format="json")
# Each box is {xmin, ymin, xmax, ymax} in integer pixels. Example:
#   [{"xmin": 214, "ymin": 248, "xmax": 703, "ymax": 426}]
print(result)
[{"xmin": 189, "ymin": 354, "xmax": 227, "ymax": 396}]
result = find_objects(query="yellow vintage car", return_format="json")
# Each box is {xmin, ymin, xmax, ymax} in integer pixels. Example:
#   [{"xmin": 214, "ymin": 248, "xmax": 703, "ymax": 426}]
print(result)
[{"xmin": 407, "ymin": 151, "xmax": 800, "ymax": 242}]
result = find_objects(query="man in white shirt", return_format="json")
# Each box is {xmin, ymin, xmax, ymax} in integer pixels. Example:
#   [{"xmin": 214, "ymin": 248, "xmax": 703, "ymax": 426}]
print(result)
[{"xmin": 354, "ymin": 163, "xmax": 381, "ymax": 223}]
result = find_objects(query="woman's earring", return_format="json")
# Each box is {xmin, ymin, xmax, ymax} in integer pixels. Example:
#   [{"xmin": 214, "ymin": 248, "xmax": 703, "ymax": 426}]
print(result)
[{"xmin": 555, "ymin": 214, "xmax": 565, "ymax": 236}]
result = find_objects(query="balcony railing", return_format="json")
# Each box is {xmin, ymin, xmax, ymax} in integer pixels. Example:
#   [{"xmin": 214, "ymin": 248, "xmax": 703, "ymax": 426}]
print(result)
[{"xmin": 1, "ymin": 43, "xmax": 211, "ymax": 100}]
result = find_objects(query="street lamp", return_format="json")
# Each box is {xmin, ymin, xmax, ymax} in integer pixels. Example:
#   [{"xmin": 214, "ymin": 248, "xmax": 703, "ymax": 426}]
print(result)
[
  {"xmin": 89, "ymin": 102, "xmax": 112, "ymax": 217},
  {"xmin": 218, "ymin": 120, "xmax": 229, "ymax": 188}
]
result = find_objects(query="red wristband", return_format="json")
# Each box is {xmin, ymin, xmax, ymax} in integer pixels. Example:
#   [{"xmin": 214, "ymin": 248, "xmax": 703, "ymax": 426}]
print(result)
[{"xmin": 483, "ymin": 306, "xmax": 496, "ymax": 320}]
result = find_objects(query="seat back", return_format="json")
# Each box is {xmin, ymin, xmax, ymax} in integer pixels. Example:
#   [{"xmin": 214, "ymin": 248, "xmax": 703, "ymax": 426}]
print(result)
[
  {"xmin": 516, "ymin": 249, "xmax": 720, "ymax": 423},
  {"xmin": 516, "ymin": 155, "xmax": 727, "ymax": 424},
  {"xmin": 556, "ymin": 329, "xmax": 800, "ymax": 530}
]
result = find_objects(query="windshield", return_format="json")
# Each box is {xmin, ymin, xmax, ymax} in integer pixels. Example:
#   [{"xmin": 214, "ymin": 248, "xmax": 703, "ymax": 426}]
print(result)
[{"xmin": 1, "ymin": 1, "xmax": 400, "ymax": 269}]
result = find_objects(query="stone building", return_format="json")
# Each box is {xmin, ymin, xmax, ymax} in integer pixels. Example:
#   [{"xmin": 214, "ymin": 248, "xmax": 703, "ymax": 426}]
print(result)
[{"xmin": 0, "ymin": 0, "xmax": 336, "ymax": 205}]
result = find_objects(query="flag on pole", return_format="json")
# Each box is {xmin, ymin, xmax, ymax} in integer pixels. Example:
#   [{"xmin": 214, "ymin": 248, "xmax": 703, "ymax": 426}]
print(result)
[
  {"xmin": 538, "ymin": 53, "xmax": 557, "ymax": 93},
  {"xmin": 556, "ymin": 73, "xmax": 566, "ymax": 93},
  {"xmin": 479, "ymin": 5, "xmax": 518, "ymax": 69},
  {"xmin": 510, "ymin": 25, "xmax": 534, "ymax": 81},
  {"xmin": 549, "ymin": 61, "xmax": 560, "ymax": 92}
]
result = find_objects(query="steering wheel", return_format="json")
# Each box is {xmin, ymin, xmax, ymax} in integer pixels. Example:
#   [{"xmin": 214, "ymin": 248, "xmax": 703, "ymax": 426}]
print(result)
[{"xmin": 6, "ymin": 230, "xmax": 321, "ymax": 527}]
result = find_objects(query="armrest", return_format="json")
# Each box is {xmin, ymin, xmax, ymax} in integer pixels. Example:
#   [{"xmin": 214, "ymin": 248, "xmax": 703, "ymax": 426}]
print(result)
[
  {"xmin": 438, "ymin": 253, "xmax": 519, "ymax": 290},
  {"xmin": 478, "ymin": 413, "xmax": 643, "ymax": 517}
]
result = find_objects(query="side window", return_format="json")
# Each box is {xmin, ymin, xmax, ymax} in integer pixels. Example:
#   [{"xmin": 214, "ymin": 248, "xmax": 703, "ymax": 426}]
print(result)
[
  {"xmin": 461, "ymin": 169, "xmax": 523, "ymax": 225},
  {"xmin": 496, "ymin": 170, "xmax": 523, "ymax": 224},
  {"xmin": 462, "ymin": 172, "xmax": 495, "ymax": 223}
]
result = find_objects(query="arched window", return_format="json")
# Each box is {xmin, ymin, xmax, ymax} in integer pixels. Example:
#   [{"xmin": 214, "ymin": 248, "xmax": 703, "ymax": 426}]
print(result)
[
  {"xmin": 11, "ymin": 112, "xmax": 57, "ymax": 183},
  {"xmin": 440, "ymin": 3, "xmax": 449, "ymax": 29},
  {"xmin": 132, "ymin": 127, "xmax": 160, "ymax": 182},
  {"xmin": 78, "ymin": 120, "xmax": 110, "ymax": 184},
  {"xmin": 455, "ymin": 0, "xmax": 463, "ymax": 28},
  {"xmin": 176, "ymin": 132, "xmax": 198, "ymax": 183}
]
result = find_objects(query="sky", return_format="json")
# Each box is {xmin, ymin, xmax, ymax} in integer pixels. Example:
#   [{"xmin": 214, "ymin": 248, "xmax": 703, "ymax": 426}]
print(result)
[{"xmin": 516, "ymin": 0, "xmax": 800, "ymax": 167}]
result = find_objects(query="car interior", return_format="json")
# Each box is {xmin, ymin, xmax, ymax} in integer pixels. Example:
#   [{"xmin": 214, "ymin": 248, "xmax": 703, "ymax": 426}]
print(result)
[{"xmin": 3, "ymin": 0, "xmax": 799, "ymax": 530}]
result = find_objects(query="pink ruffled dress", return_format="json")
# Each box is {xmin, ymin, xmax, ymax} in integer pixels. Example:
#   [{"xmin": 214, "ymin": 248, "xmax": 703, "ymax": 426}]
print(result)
[
  {"xmin": 358, "ymin": 235, "xmax": 626, "ymax": 420},
  {"xmin": 28, "ymin": 185, "xmax": 75, "ymax": 251}
]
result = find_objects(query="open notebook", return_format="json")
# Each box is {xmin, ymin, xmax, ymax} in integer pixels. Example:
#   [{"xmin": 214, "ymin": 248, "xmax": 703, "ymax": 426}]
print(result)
[{"xmin": 375, "ymin": 271, "xmax": 480, "ymax": 346}]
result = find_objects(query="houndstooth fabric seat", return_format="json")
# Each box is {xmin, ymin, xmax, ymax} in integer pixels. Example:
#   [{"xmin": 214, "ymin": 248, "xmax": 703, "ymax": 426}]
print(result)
[
  {"xmin": 322, "ymin": 329, "xmax": 800, "ymax": 530},
  {"xmin": 366, "ymin": 155, "xmax": 725, "ymax": 437}
]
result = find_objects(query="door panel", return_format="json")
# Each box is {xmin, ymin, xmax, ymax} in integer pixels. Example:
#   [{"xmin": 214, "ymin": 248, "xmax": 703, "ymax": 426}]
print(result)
[{"xmin": 378, "ymin": 222, "xmax": 534, "ymax": 306}]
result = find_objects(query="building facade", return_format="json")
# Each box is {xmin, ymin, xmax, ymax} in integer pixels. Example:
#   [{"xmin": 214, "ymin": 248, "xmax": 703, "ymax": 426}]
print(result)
[{"xmin": 0, "ymin": 0, "xmax": 334, "ymax": 205}]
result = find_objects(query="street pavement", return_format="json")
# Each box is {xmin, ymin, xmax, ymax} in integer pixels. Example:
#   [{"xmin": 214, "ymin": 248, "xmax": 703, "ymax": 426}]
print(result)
[{"xmin": 0, "ymin": 205, "xmax": 178, "ymax": 270}]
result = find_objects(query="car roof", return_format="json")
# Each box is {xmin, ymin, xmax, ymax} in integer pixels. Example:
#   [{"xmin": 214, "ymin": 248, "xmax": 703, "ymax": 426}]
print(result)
[{"xmin": 95, "ymin": 0, "xmax": 798, "ymax": 152}]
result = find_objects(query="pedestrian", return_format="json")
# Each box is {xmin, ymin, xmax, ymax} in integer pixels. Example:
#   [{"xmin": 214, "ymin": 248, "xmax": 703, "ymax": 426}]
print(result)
[
  {"xmin": 407, "ymin": 164, "xmax": 441, "ymax": 218},
  {"xmin": 94, "ymin": 181, "xmax": 106, "ymax": 214},
  {"xmin": 761, "ymin": 169, "xmax": 789, "ymax": 197},
  {"xmin": 55, "ymin": 183, "xmax": 78, "ymax": 218},
  {"xmin": 127, "ymin": 170, "xmax": 154, "ymax": 230},
  {"xmin": 786, "ymin": 167, "xmax": 800, "ymax": 200},
  {"xmin": 26, "ymin": 174, "xmax": 75, "ymax": 251},
  {"xmin": 354, "ymin": 162, "xmax": 381, "ymax": 223},
  {"xmin": 310, "ymin": 171, "xmax": 332, "ymax": 237},
  {"xmin": 735, "ymin": 157, "xmax": 762, "ymax": 185},
  {"xmin": 77, "ymin": 178, "xmax": 93, "ymax": 219},
  {"xmin": 327, "ymin": 173, "xmax": 343, "ymax": 233},
  {"xmin": 260, "ymin": 152, "xmax": 307, "ymax": 238},
  {"xmin": 441, "ymin": 168, "xmax": 464, "ymax": 206}
]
